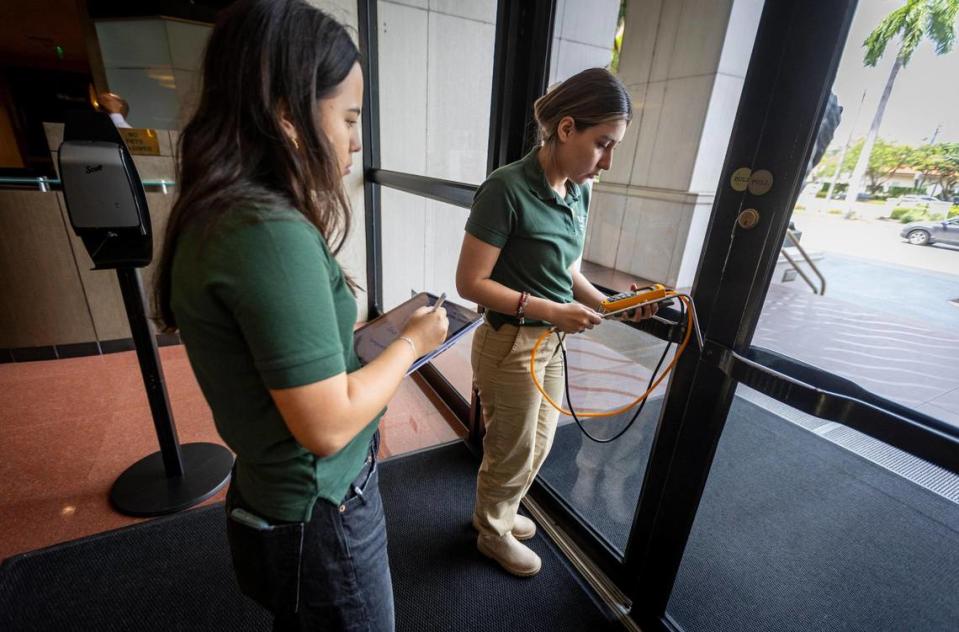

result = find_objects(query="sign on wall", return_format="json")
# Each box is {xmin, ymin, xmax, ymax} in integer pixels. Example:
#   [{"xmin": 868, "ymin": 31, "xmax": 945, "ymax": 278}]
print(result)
[{"xmin": 118, "ymin": 129, "xmax": 161, "ymax": 156}]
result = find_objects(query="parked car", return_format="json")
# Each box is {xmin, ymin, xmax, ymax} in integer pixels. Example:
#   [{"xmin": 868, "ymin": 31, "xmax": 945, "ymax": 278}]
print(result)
[
  {"xmin": 900, "ymin": 217, "xmax": 959, "ymax": 246},
  {"xmin": 895, "ymin": 194, "xmax": 940, "ymax": 206}
]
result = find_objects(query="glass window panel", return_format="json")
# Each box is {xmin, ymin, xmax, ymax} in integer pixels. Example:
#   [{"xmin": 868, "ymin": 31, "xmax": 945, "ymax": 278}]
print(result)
[
  {"xmin": 758, "ymin": 0, "xmax": 959, "ymax": 428},
  {"xmin": 380, "ymin": 186, "xmax": 475, "ymax": 400},
  {"xmin": 428, "ymin": 328, "xmax": 474, "ymax": 401},
  {"xmin": 538, "ymin": 318, "xmax": 674, "ymax": 554},
  {"xmin": 574, "ymin": 0, "xmax": 764, "ymax": 296},
  {"xmin": 377, "ymin": 0, "xmax": 496, "ymax": 183}
]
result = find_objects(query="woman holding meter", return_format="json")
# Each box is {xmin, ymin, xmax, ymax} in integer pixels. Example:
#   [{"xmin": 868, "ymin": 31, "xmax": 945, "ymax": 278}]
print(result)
[
  {"xmin": 155, "ymin": 1, "xmax": 447, "ymax": 628},
  {"xmin": 456, "ymin": 68, "xmax": 656, "ymax": 577}
]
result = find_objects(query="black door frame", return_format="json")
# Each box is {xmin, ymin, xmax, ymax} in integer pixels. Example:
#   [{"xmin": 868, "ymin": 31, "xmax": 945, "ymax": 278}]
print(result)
[{"xmin": 622, "ymin": 2, "xmax": 859, "ymax": 627}]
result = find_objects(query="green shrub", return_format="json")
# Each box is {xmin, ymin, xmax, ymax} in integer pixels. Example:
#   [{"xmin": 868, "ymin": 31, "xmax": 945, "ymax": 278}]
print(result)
[
  {"xmin": 897, "ymin": 208, "xmax": 936, "ymax": 223},
  {"xmin": 816, "ymin": 183, "xmax": 846, "ymax": 198},
  {"xmin": 950, "ymin": 206, "xmax": 959, "ymax": 219},
  {"xmin": 891, "ymin": 206, "xmax": 942, "ymax": 223},
  {"xmin": 890, "ymin": 207, "xmax": 920, "ymax": 220},
  {"xmin": 886, "ymin": 186, "xmax": 914, "ymax": 198}
]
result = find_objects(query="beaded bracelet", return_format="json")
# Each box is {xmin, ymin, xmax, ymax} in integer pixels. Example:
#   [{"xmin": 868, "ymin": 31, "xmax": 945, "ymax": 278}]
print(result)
[{"xmin": 516, "ymin": 291, "xmax": 530, "ymax": 325}]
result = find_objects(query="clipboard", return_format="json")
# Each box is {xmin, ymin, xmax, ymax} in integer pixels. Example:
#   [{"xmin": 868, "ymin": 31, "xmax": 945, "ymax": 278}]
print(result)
[{"xmin": 354, "ymin": 292, "xmax": 483, "ymax": 375}]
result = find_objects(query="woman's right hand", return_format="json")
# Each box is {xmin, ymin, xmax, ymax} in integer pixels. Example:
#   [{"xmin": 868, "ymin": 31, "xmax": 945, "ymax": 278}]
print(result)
[
  {"xmin": 401, "ymin": 306, "xmax": 449, "ymax": 356},
  {"xmin": 549, "ymin": 302, "xmax": 602, "ymax": 334}
]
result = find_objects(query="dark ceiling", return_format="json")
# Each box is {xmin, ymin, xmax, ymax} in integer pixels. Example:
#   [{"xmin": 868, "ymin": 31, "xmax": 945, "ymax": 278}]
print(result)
[
  {"xmin": 0, "ymin": 0, "xmax": 233, "ymax": 70},
  {"xmin": 0, "ymin": 1, "xmax": 91, "ymax": 70}
]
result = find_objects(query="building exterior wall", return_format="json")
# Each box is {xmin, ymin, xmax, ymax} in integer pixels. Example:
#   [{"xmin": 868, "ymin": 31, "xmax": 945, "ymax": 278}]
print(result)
[
  {"xmin": 584, "ymin": 0, "xmax": 763, "ymax": 288},
  {"xmin": 548, "ymin": 0, "xmax": 620, "ymax": 86}
]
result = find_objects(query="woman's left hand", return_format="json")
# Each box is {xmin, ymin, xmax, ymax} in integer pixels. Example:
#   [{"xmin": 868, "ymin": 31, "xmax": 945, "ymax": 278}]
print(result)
[{"xmin": 615, "ymin": 283, "xmax": 660, "ymax": 322}]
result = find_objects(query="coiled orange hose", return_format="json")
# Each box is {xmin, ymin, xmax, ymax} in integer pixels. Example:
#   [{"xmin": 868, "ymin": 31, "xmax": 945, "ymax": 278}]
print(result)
[{"xmin": 529, "ymin": 294, "xmax": 695, "ymax": 417}]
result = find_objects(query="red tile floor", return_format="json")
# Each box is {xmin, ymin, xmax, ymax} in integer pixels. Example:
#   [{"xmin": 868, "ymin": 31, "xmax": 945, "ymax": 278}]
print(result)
[{"xmin": 0, "ymin": 345, "xmax": 465, "ymax": 561}]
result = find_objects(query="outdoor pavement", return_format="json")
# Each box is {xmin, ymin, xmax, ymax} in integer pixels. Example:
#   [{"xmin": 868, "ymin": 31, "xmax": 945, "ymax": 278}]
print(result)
[
  {"xmin": 793, "ymin": 200, "xmax": 959, "ymax": 275},
  {"xmin": 580, "ymin": 209, "xmax": 959, "ymax": 430},
  {"xmin": 571, "ymin": 274, "xmax": 959, "ymax": 432},
  {"xmin": 804, "ymin": 252, "xmax": 958, "ymax": 331},
  {"xmin": 756, "ymin": 279, "xmax": 959, "ymax": 429},
  {"xmin": 782, "ymin": 209, "xmax": 958, "ymax": 427}
]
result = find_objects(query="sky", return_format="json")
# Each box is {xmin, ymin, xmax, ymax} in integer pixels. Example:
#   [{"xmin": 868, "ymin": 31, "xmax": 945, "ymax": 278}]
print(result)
[{"xmin": 828, "ymin": 0, "xmax": 959, "ymax": 147}]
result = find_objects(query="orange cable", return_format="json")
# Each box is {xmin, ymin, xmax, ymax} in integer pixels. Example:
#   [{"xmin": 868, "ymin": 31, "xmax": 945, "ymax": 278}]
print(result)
[{"xmin": 529, "ymin": 294, "xmax": 695, "ymax": 418}]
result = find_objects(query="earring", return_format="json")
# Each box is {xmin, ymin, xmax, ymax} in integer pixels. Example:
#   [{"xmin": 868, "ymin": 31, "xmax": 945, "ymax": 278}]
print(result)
[{"xmin": 291, "ymin": 136, "xmax": 300, "ymax": 151}]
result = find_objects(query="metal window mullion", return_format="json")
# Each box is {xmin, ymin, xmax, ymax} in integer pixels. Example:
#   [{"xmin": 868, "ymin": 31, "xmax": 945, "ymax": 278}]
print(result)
[
  {"xmin": 368, "ymin": 169, "xmax": 478, "ymax": 209},
  {"xmin": 487, "ymin": 0, "xmax": 556, "ymax": 172},
  {"xmin": 358, "ymin": 0, "xmax": 383, "ymax": 318}
]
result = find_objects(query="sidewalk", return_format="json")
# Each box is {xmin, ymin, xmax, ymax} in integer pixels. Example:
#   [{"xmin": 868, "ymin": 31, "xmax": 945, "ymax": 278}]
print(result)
[
  {"xmin": 581, "ymin": 258, "xmax": 959, "ymax": 430},
  {"xmin": 756, "ymin": 281, "xmax": 959, "ymax": 429}
]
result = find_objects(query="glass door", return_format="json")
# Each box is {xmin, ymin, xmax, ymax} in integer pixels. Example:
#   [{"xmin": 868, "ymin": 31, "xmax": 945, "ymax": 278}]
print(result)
[{"xmin": 616, "ymin": 2, "xmax": 959, "ymax": 630}]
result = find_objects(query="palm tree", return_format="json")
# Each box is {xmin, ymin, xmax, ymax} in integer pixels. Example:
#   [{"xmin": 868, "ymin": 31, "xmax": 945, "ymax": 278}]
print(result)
[{"xmin": 844, "ymin": 0, "xmax": 958, "ymax": 209}]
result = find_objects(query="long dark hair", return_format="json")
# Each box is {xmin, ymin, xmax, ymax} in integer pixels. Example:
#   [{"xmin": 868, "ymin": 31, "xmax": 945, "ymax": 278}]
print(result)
[
  {"xmin": 155, "ymin": 0, "xmax": 360, "ymax": 332},
  {"xmin": 533, "ymin": 68, "xmax": 632, "ymax": 144}
]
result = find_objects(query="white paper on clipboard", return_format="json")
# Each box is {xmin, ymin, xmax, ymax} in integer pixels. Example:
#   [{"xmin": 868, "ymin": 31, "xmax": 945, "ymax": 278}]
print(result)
[{"xmin": 353, "ymin": 292, "xmax": 483, "ymax": 374}]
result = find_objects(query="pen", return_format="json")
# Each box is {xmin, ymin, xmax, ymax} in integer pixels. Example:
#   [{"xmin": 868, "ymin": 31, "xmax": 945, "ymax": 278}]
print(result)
[{"xmin": 432, "ymin": 293, "xmax": 446, "ymax": 312}]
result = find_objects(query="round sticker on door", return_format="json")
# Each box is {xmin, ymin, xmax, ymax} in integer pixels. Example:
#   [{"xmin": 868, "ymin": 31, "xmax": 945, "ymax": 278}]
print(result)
[
  {"xmin": 747, "ymin": 170, "xmax": 773, "ymax": 195},
  {"xmin": 730, "ymin": 167, "xmax": 751, "ymax": 191}
]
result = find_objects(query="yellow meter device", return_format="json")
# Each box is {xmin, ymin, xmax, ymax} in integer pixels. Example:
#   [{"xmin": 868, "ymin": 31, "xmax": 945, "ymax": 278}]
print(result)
[{"xmin": 600, "ymin": 284, "xmax": 670, "ymax": 318}]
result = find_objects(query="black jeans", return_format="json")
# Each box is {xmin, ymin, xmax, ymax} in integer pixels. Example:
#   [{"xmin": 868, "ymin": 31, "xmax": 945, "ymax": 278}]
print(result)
[{"xmin": 225, "ymin": 435, "xmax": 394, "ymax": 631}]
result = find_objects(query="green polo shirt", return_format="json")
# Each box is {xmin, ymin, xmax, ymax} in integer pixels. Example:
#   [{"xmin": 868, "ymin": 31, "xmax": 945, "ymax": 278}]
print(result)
[
  {"xmin": 171, "ymin": 206, "xmax": 380, "ymax": 522},
  {"xmin": 465, "ymin": 147, "xmax": 591, "ymax": 328}
]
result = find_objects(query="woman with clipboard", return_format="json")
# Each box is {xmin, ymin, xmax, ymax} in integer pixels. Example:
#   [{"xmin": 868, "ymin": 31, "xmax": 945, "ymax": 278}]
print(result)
[
  {"xmin": 456, "ymin": 68, "xmax": 657, "ymax": 577},
  {"xmin": 153, "ymin": 1, "xmax": 447, "ymax": 629}
]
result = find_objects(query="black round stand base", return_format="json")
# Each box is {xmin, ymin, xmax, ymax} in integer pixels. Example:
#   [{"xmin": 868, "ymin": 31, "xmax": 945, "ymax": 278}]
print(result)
[{"xmin": 109, "ymin": 442, "xmax": 234, "ymax": 517}]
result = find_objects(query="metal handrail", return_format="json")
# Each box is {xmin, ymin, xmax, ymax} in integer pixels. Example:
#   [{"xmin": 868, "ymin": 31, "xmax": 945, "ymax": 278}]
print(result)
[
  {"xmin": 781, "ymin": 248, "xmax": 821, "ymax": 294},
  {"xmin": 0, "ymin": 177, "xmax": 176, "ymax": 193},
  {"xmin": 782, "ymin": 228, "xmax": 826, "ymax": 295},
  {"xmin": 706, "ymin": 341, "xmax": 959, "ymax": 476}
]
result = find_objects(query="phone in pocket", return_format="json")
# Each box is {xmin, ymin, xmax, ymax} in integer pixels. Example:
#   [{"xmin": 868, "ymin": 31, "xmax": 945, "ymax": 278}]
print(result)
[
  {"xmin": 230, "ymin": 507, "xmax": 274, "ymax": 530},
  {"xmin": 226, "ymin": 507, "xmax": 304, "ymax": 613}
]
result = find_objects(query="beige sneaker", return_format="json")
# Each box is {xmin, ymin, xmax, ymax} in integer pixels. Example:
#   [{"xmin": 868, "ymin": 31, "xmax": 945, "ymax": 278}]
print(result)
[
  {"xmin": 477, "ymin": 532, "xmax": 542, "ymax": 577},
  {"xmin": 472, "ymin": 514, "xmax": 537, "ymax": 541}
]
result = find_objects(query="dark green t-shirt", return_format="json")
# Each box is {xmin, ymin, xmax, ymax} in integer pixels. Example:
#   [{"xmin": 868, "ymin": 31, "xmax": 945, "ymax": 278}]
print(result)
[
  {"xmin": 465, "ymin": 147, "xmax": 591, "ymax": 328},
  {"xmin": 171, "ymin": 206, "xmax": 380, "ymax": 522}
]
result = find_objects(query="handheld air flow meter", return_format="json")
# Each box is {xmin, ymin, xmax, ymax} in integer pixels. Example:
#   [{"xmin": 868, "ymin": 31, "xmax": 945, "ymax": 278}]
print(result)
[{"xmin": 600, "ymin": 284, "xmax": 672, "ymax": 318}]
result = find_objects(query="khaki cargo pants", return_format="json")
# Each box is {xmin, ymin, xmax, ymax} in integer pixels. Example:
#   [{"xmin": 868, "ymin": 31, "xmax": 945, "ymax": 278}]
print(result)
[{"xmin": 471, "ymin": 320, "xmax": 564, "ymax": 537}]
